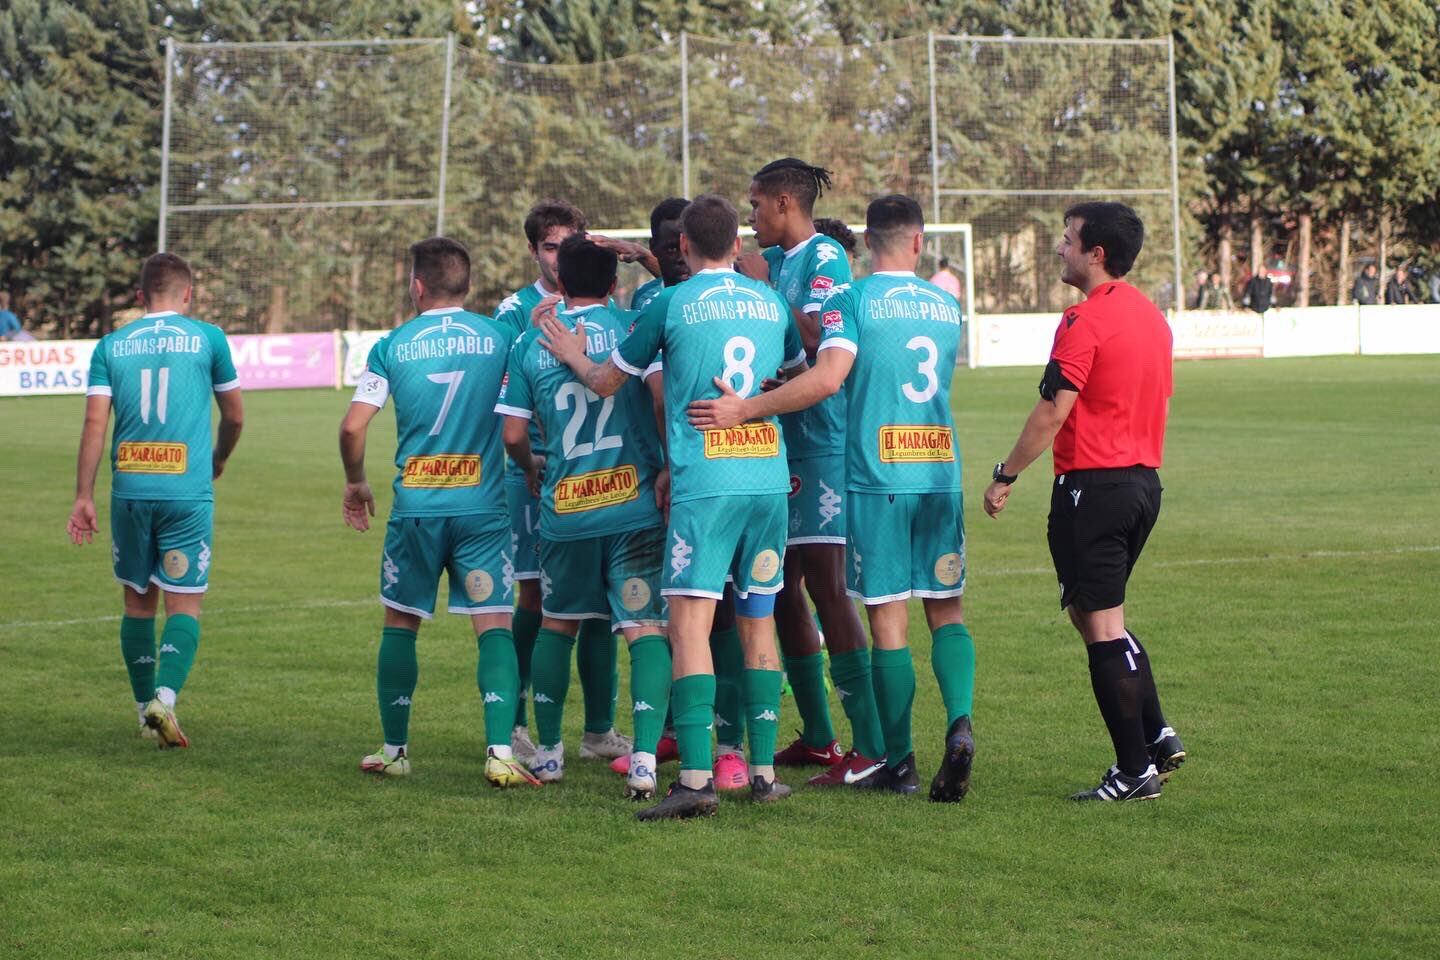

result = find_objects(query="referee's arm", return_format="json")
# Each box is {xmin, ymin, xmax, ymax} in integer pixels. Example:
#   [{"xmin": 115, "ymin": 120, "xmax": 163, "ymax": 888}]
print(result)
[{"xmin": 983, "ymin": 386, "xmax": 1078, "ymax": 518}]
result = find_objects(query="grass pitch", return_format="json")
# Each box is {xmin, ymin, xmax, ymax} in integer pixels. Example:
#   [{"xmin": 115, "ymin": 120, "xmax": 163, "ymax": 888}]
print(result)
[{"xmin": 2, "ymin": 356, "xmax": 1437, "ymax": 959}]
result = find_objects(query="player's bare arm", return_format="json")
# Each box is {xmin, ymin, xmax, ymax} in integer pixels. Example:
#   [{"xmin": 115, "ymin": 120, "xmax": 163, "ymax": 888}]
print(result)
[
  {"xmin": 502, "ymin": 415, "xmax": 545, "ymax": 498},
  {"xmin": 589, "ymin": 235, "xmax": 660, "ymax": 278},
  {"xmin": 212, "ymin": 388, "xmax": 245, "ymax": 480},
  {"xmin": 734, "ymin": 251, "xmax": 769, "ymax": 282},
  {"xmin": 67, "ymin": 394, "xmax": 111, "ymax": 545},
  {"xmin": 793, "ymin": 307, "xmax": 822, "ymax": 356},
  {"xmin": 983, "ymin": 389, "xmax": 1078, "ymax": 518},
  {"xmin": 687, "ymin": 346, "xmax": 852, "ymax": 430},
  {"xmin": 537, "ymin": 310, "xmax": 630, "ymax": 398},
  {"xmin": 644, "ymin": 369, "xmax": 671, "ymax": 518},
  {"xmin": 338, "ymin": 401, "xmax": 380, "ymax": 531}
]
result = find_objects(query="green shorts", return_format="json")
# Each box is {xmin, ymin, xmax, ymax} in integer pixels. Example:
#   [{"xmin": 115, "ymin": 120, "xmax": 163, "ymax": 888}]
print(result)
[
  {"xmin": 111, "ymin": 497, "xmax": 213, "ymax": 595},
  {"xmin": 664, "ymin": 494, "xmax": 787, "ymax": 600},
  {"xmin": 540, "ymin": 525, "xmax": 666, "ymax": 629},
  {"xmin": 506, "ymin": 482, "xmax": 541, "ymax": 580},
  {"xmin": 787, "ymin": 454, "xmax": 847, "ymax": 546},
  {"xmin": 846, "ymin": 490, "xmax": 966, "ymax": 605},
  {"xmin": 380, "ymin": 513, "xmax": 512, "ymax": 619}
]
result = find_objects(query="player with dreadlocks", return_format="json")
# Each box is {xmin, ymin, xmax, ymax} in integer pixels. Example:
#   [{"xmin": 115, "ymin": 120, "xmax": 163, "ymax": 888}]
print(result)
[{"xmin": 736, "ymin": 158, "xmax": 887, "ymax": 787}]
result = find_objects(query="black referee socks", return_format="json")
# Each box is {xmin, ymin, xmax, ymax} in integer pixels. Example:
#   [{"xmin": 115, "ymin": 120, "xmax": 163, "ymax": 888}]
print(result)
[{"xmin": 1086, "ymin": 637, "xmax": 1151, "ymax": 777}]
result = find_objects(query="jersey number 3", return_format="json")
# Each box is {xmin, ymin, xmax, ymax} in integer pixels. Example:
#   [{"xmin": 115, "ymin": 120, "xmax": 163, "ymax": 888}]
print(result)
[{"xmin": 902, "ymin": 336, "xmax": 939, "ymax": 403}]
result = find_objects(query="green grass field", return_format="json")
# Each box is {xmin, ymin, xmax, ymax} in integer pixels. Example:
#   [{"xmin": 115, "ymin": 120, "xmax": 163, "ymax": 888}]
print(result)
[{"xmin": 2, "ymin": 356, "xmax": 1437, "ymax": 959}]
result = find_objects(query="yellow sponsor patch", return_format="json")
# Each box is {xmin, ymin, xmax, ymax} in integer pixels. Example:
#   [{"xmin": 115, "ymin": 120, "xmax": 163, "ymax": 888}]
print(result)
[
  {"xmin": 620, "ymin": 577, "xmax": 652, "ymax": 612},
  {"xmin": 116, "ymin": 441, "xmax": 187, "ymax": 474},
  {"xmin": 401, "ymin": 455, "xmax": 480, "ymax": 488},
  {"xmin": 465, "ymin": 569, "xmax": 494, "ymax": 602},
  {"xmin": 878, "ymin": 426, "xmax": 954, "ymax": 463},
  {"xmin": 703, "ymin": 421, "xmax": 780, "ymax": 459},
  {"xmin": 554, "ymin": 465, "xmax": 639, "ymax": 514},
  {"xmin": 934, "ymin": 552, "xmax": 963, "ymax": 587},
  {"xmin": 750, "ymin": 548, "xmax": 781, "ymax": 583},
  {"xmin": 163, "ymin": 550, "xmax": 190, "ymax": 579}
]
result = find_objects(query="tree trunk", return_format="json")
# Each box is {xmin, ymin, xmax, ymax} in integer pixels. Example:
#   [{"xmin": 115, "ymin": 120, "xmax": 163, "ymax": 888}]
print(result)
[
  {"xmin": 1338, "ymin": 213, "xmax": 1352, "ymax": 306},
  {"xmin": 1378, "ymin": 208, "xmax": 1389, "ymax": 275},
  {"xmin": 1250, "ymin": 215, "xmax": 1264, "ymax": 275},
  {"xmin": 267, "ymin": 285, "xmax": 288, "ymax": 333},
  {"xmin": 1218, "ymin": 217, "xmax": 1233, "ymax": 296},
  {"xmin": 1032, "ymin": 221, "xmax": 1049, "ymax": 313},
  {"xmin": 1297, "ymin": 211, "xmax": 1312, "ymax": 307}
]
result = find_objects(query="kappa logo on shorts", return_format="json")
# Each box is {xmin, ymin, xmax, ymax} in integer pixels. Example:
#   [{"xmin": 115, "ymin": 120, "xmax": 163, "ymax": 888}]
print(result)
[
  {"xmin": 1070, "ymin": 488, "xmax": 1083, "ymax": 507},
  {"xmin": 540, "ymin": 567, "xmax": 553, "ymax": 600},
  {"xmin": 934, "ymin": 553, "xmax": 963, "ymax": 587},
  {"xmin": 382, "ymin": 551, "xmax": 400, "ymax": 591},
  {"xmin": 501, "ymin": 550, "xmax": 515, "ymax": 599},
  {"xmin": 163, "ymin": 550, "xmax": 189, "ymax": 579},
  {"xmin": 620, "ymin": 577, "xmax": 652, "ymax": 612},
  {"xmin": 670, "ymin": 532, "xmax": 693, "ymax": 578},
  {"xmin": 853, "ymin": 549, "xmax": 863, "ymax": 579},
  {"xmin": 818, "ymin": 481, "xmax": 841, "ymax": 529},
  {"xmin": 197, "ymin": 541, "xmax": 211, "ymax": 575},
  {"xmin": 466, "ymin": 569, "xmax": 494, "ymax": 603},
  {"xmin": 751, "ymin": 549, "xmax": 781, "ymax": 583}
]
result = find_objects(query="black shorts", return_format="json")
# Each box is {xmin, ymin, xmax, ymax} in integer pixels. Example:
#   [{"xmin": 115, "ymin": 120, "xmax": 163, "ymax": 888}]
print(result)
[{"xmin": 1046, "ymin": 467, "xmax": 1162, "ymax": 612}]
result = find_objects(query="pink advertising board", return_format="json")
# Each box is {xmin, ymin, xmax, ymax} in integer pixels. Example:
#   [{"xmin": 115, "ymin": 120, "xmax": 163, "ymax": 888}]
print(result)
[{"xmin": 228, "ymin": 333, "xmax": 338, "ymax": 390}]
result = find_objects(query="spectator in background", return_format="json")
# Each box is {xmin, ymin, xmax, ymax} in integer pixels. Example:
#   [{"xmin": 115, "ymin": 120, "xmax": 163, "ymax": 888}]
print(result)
[
  {"xmin": 1199, "ymin": 272, "xmax": 1233, "ymax": 310},
  {"xmin": 1191, "ymin": 270, "xmax": 1209, "ymax": 309},
  {"xmin": 1428, "ymin": 269, "xmax": 1440, "ymax": 304},
  {"xmin": 929, "ymin": 256, "xmax": 962, "ymax": 299},
  {"xmin": 1241, "ymin": 267, "xmax": 1273, "ymax": 313},
  {"xmin": 0, "ymin": 292, "xmax": 21, "ymax": 339},
  {"xmin": 1384, "ymin": 265, "xmax": 1417, "ymax": 305},
  {"xmin": 1352, "ymin": 264, "xmax": 1380, "ymax": 305}
]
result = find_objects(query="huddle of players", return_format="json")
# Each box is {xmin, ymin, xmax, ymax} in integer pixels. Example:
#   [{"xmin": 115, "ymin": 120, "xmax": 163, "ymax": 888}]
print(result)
[{"xmin": 334, "ymin": 158, "xmax": 975, "ymax": 820}]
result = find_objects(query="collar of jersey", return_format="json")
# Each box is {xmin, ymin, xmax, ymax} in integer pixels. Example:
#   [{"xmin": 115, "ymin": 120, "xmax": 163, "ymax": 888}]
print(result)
[
  {"xmin": 1086, "ymin": 280, "xmax": 1124, "ymax": 299},
  {"xmin": 140, "ymin": 310, "xmax": 181, "ymax": 319},
  {"xmin": 873, "ymin": 270, "xmax": 917, "ymax": 277},
  {"xmin": 782, "ymin": 233, "xmax": 819, "ymax": 260},
  {"xmin": 419, "ymin": 306, "xmax": 464, "ymax": 316},
  {"xmin": 533, "ymin": 280, "xmax": 557, "ymax": 297},
  {"xmin": 696, "ymin": 267, "xmax": 738, "ymax": 275},
  {"xmin": 560, "ymin": 303, "xmax": 605, "ymax": 319}
]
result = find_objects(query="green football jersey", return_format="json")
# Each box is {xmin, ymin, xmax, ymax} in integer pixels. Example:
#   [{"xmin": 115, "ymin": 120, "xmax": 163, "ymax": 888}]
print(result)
[
  {"xmin": 818, "ymin": 272, "xmax": 965, "ymax": 494},
  {"xmin": 616, "ymin": 269, "xmax": 802, "ymax": 504},
  {"xmin": 493, "ymin": 282, "xmax": 552, "ymax": 487},
  {"xmin": 86, "ymin": 311, "xmax": 239, "ymax": 502},
  {"xmin": 352, "ymin": 307, "xmax": 514, "ymax": 518},
  {"xmin": 761, "ymin": 233, "xmax": 852, "ymax": 460},
  {"xmin": 496, "ymin": 303, "xmax": 664, "ymax": 542},
  {"xmin": 630, "ymin": 276, "xmax": 664, "ymax": 313}
]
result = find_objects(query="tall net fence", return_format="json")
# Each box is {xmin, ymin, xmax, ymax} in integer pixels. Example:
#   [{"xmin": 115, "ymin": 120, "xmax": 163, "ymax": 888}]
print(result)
[{"xmin": 163, "ymin": 34, "xmax": 1177, "ymax": 333}]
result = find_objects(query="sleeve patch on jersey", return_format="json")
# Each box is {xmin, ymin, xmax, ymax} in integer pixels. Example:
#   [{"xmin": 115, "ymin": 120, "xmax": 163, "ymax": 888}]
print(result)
[
  {"xmin": 352, "ymin": 372, "xmax": 389, "ymax": 407},
  {"xmin": 821, "ymin": 310, "xmax": 843, "ymax": 332},
  {"xmin": 117, "ymin": 441, "xmax": 187, "ymax": 474},
  {"xmin": 812, "ymin": 276, "xmax": 834, "ymax": 291},
  {"xmin": 1064, "ymin": 310, "xmax": 1079, "ymax": 328},
  {"xmin": 401, "ymin": 454, "xmax": 480, "ymax": 488},
  {"xmin": 878, "ymin": 426, "xmax": 954, "ymax": 463}
]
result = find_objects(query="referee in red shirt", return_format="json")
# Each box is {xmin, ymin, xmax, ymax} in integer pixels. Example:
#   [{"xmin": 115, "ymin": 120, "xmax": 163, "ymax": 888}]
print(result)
[{"xmin": 983, "ymin": 201, "xmax": 1185, "ymax": 802}]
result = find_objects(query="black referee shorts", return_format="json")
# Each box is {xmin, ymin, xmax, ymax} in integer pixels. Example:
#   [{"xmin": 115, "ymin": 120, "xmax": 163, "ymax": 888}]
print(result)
[{"xmin": 1046, "ymin": 467, "xmax": 1162, "ymax": 612}]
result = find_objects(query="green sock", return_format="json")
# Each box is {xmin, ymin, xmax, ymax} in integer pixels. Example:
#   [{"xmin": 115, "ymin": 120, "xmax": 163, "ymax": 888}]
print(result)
[
  {"xmin": 830, "ymin": 647, "xmax": 886, "ymax": 760},
  {"xmin": 577, "ymin": 619, "xmax": 618, "ymax": 734},
  {"xmin": 931, "ymin": 623, "xmax": 976, "ymax": 725},
  {"xmin": 120, "ymin": 616, "xmax": 156, "ymax": 704},
  {"xmin": 511, "ymin": 607, "xmax": 541, "ymax": 728},
  {"xmin": 476, "ymin": 628, "xmax": 519, "ymax": 749},
  {"xmin": 671, "ymin": 673, "xmax": 716, "ymax": 772},
  {"xmin": 531, "ymin": 628, "xmax": 575, "ymax": 747},
  {"xmin": 783, "ymin": 651, "xmax": 835, "ymax": 748},
  {"xmin": 710, "ymin": 626, "xmax": 745, "ymax": 749},
  {"xmin": 743, "ymin": 668, "xmax": 784, "ymax": 767},
  {"xmin": 376, "ymin": 626, "xmax": 418, "ymax": 746},
  {"xmin": 871, "ymin": 646, "xmax": 916, "ymax": 767},
  {"xmin": 155, "ymin": 614, "xmax": 200, "ymax": 698},
  {"xmin": 628, "ymin": 635, "xmax": 671, "ymax": 754}
]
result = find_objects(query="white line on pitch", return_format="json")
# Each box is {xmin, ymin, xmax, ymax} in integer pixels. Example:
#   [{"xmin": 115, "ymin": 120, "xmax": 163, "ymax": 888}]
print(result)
[{"xmin": 4, "ymin": 545, "xmax": 1438, "ymax": 631}]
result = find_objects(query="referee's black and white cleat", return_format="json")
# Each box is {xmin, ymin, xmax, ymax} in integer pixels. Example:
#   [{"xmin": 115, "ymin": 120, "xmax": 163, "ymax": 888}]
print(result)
[
  {"xmin": 1148, "ymin": 727, "xmax": 1186, "ymax": 782},
  {"xmin": 929, "ymin": 715, "xmax": 975, "ymax": 803},
  {"xmin": 1071, "ymin": 765, "xmax": 1162, "ymax": 802}
]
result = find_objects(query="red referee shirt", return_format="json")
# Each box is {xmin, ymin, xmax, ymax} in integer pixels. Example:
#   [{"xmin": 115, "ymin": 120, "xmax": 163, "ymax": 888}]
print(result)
[{"xmin": 1048, "ymin": 280, "xmax": 1173, "ymax": 474}]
